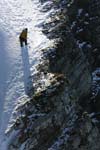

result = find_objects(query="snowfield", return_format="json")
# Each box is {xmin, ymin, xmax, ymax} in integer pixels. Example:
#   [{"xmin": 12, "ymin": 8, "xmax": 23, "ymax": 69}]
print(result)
[{"xmin": 0, "ymin": 0, "xmax": 53, "ymax": 149}]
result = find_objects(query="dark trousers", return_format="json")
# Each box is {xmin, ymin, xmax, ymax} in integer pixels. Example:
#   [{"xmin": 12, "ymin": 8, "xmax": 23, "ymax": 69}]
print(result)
[{"xmin": 20, "ymin": 37, "xmax": 27, "ymax": 47}]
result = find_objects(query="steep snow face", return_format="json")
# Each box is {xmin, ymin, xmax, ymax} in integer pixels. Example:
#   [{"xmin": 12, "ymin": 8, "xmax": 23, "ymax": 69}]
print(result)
[{"xmin": 0, "ymin": 0, "xmax": 53, "ymax": 149}]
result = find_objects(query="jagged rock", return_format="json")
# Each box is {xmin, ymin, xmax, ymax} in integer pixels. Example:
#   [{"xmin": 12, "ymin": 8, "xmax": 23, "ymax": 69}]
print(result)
[{"xmin": 7, "ymin": 1, "xmax": 100, "ymax": 150}]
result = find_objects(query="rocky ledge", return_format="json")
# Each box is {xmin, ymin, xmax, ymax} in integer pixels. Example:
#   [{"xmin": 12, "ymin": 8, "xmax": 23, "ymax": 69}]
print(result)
[{"xmin": 7, "ymin": 0, "xmax": 100, "ymax": 150}]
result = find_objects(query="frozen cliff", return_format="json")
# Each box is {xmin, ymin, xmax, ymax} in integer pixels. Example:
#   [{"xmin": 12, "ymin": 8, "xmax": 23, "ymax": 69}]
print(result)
[{"xmin": 2, "ymin": 0, "xmax": 100, "ymax": 150}]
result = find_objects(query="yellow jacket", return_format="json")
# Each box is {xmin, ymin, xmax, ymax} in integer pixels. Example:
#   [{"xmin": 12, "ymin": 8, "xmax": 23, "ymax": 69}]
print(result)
[{"xmin": 20, "ymin": 29, "xmax": 27, "ymax": 39}]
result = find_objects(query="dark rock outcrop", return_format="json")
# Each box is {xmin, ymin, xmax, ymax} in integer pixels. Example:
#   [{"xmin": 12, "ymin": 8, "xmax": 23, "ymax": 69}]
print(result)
[{"xmin": 7, "ymin": 0, "xmax": 100, "ymax": 150}]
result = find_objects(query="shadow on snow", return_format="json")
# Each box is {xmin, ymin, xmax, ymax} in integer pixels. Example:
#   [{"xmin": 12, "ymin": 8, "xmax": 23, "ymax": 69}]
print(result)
[
  {"xmin": 21, "ymin": 46, "xmax": 33, "ymax": 95},
  {"xmin": 0, "ymin": 30, "xmax": 10, "ymax": 124}
]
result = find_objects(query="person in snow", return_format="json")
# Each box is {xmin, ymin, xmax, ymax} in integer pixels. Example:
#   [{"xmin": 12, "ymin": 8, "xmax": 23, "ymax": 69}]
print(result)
[{"xmin": 19, "ymin": 28, "xmax": 28, "ymax": 47}]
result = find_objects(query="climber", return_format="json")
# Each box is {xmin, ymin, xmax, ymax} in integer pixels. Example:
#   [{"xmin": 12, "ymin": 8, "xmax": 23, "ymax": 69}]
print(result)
[{"xmin": 19, "ymin": 28, "xmax": 28, "ymax": 47}]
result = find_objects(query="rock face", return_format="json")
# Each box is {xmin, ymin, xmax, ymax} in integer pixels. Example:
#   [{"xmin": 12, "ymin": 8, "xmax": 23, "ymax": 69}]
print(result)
[
  {"xmin": 7, "ymin": 0, "xmax": 100, "ymax": 150},
  {"xmin": 69, "ymin": 0, "xmax": 100, "ymax": 68},
  {"xmin": 67, "ymin": 115, "xmax": 100, "ymax": 150}
]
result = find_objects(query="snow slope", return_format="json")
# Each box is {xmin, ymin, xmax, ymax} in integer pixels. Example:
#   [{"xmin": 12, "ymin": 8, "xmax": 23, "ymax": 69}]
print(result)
[{"xmin": 0, "ymin": 0, "xmax": 53, "ymax": 149}]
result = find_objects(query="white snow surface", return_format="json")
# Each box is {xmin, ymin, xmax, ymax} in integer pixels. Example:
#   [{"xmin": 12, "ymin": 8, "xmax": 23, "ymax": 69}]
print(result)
[{"xmin": 0, "ymin": 0, "xmax": 53, "ymax": 149}]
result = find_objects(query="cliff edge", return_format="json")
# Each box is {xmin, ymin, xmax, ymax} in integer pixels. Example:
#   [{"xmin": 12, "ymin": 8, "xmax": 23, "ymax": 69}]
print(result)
[{"xmin": 6, "ymin": 1, "xmax": 100, "ymax": 150}]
